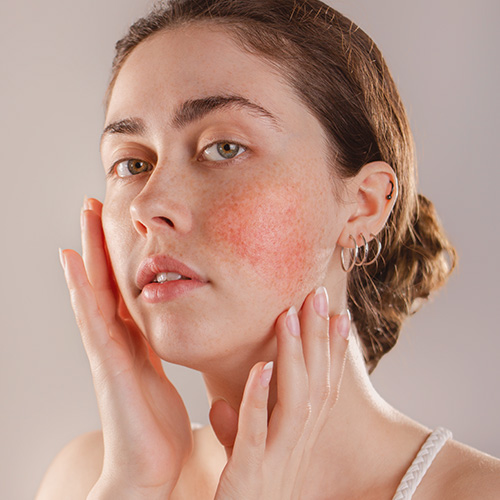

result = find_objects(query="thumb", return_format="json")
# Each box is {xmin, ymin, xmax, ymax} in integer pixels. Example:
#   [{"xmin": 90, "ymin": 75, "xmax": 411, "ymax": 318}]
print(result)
[{"xmin": 209, "ymin": 398, "xmax": 239, "ymax": 454}]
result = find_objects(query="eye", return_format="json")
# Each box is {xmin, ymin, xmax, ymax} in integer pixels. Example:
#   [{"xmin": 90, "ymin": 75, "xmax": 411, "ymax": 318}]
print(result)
[
  {"xmin": 115, "ymin": 159, "xmax": 153, "ymax": 178},
  {"xmin": 202, "ymin": 141, "xmax": 246, "ymax": 161}
]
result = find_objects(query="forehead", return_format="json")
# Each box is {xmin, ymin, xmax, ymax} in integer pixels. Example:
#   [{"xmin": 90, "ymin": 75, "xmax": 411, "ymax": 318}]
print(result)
[{"xmin": 106, "ymin": 24, "xmax": 320, "ymax": 133}]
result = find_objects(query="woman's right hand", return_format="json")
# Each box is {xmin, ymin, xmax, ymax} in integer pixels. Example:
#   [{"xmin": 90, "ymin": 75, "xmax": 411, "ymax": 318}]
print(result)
[{"xmin": 60, "ymin": 198, "xmax": 193, "ymax": 500}]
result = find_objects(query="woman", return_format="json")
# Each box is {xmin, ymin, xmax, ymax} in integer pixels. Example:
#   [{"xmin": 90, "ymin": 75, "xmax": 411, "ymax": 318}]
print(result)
[{"xmin": 37, "ymin": 0, "xmax": 500, "ymax": 498}]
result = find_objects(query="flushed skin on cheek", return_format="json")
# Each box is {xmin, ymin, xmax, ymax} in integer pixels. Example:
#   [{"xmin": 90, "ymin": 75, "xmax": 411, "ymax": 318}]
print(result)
[{"xmin": 208, "ymin": 181, "xmax": 325, "ymax": 300}]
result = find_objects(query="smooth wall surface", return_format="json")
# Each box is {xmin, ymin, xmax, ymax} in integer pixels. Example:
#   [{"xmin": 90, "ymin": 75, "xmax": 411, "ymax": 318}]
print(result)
[{"xmin": 1, "ymin": 1, "xmax": 498, "ymax": 498}]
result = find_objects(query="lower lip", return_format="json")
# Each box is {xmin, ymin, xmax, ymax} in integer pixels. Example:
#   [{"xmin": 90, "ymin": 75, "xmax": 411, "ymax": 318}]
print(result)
[{"xmin": 140, "ymin": 280, "xmax": 207, "ymax": 303}]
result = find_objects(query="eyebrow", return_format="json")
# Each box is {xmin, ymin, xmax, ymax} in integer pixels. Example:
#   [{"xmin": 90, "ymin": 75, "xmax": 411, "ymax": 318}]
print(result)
[{"xmin": 101, "ymin": 94, "xmax": 283, "ymax": 144}]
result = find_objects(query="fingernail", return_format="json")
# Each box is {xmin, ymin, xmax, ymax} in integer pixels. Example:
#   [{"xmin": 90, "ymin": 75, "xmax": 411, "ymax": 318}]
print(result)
[
  {"xmin": 337, "ymin": 309, "xmax": 351, "ymax": 340},
  {"xmin": 313, "ymin": 286, "xmax": 329, "ymax": 319},
  {"xmin": 286, "ymin": 306, "xmax": 301, "ymax": 337},
  {"xmin": 58, "ymin": 248, "xmax": 66, "ymax": 271},
  {"xmin": 83, "ymin": 195, "xmax": 90, "ymax": 211},
  {"xmin": 211, "ymin": 397, "xmax": 229, "ymax": 407},
  {"xmin": 260, "ymin": 361, "xmax": 274, "ymax": 388},
  {"xmin": 80, "ymin": 207, "xmax": 85, "ymax": 229}
]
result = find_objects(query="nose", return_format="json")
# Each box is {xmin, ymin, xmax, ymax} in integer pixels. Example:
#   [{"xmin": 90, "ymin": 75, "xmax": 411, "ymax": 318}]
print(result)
[{"xmin": 130, "ymin": 167, "xmax": 194, "ymax": 237}]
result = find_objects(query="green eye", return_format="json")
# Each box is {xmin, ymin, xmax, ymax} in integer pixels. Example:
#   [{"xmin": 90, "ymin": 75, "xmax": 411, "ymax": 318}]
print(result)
[
  {"xmin": 116, "ymin": 159, "xmax": 152, "ymax": 177},
  {"xmin": 203, "ymin": 141, "xmax": 245, "ymax": 161}
]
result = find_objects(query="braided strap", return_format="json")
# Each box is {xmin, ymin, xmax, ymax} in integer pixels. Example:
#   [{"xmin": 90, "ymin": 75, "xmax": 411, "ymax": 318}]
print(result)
[{"xmin": 392, "ymin": 427, "xmax": 452, "ymax": 500}]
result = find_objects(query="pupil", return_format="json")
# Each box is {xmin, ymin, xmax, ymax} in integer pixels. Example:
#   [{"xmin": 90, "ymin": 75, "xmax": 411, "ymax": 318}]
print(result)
[
  {"xmin": 217, "ymin": 142, "xmax": 238, "ymax": 159},
  {"xmin": 129, "ymin": 160, "xmax": 144, "ymax": 173}
]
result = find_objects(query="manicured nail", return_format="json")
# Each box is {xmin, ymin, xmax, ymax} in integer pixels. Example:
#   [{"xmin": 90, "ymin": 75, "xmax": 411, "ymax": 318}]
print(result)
[
  {"xmin": 58, "ymin": 248, "xmax": 66, "ymax": 271},
  {"xmin": 286, "ymin": 306, "xmax": 301, "ymax": 337},
  {"xmin": 313, "ymin": 286, "xmax": 329, "ymax": 319},
  {"xmin": 83, "ymin": 195, "xmax": 91, "ymax": 211},
  {"xmin": 337, "ymin": 310, "xmax": 351, "ymax": 340},
  {"xmin": 80, "ymin": 207, "xmax": 85, "ymax": 229},
  {"xmin": 260, "ymin": 361, "xmax": 274, "ymax": 388},
  {"xmin": 211, "ymin": 397, "xmax": 229, "ymax": 407}
]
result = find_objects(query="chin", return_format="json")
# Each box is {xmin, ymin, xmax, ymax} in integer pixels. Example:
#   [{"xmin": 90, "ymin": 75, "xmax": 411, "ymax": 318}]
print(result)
[{"xmin": 139, "ymin": 311, "xmax": 277, "ymax": 374}]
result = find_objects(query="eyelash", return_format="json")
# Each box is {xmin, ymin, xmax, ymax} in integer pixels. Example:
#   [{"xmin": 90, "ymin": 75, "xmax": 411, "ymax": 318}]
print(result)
[{"xmin": 107, "ymin": 140, "xmax": 247, "ymax": 179}]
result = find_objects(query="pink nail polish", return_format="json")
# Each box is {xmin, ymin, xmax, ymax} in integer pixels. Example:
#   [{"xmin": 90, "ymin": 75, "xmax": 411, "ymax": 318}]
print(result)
[
  {"xmin": 286, "ymin": 306, "xmax": 301, "ymax": 337},
  {"xmin": 313, "ymin": 286, "xmax": 329, "ymax": 319},
  {"xmin": 260, "ymin": 361, "xmax": 274, "ymax": 388},
  {"xmin": 337, "ymin": 311, "xmax": 351, "ymax": 340}
]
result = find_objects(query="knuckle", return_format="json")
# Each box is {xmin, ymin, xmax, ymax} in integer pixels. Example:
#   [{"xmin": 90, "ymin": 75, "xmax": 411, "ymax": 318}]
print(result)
[{"xmin": 241, "ymin": 428, "xmax": 267, "ymax": 448}]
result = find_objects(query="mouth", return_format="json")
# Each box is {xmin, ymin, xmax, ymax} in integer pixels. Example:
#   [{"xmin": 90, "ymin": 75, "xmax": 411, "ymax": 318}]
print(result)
[{"xmin": 136, "ymin": 254, "xmax": 207, "ymax": 291}]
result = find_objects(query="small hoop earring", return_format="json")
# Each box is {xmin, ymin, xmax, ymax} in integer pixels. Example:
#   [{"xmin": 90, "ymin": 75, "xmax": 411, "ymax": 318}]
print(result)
[
  {"xmin": 355, "ymin": 233, "xmax": 368, "ymax": 266},
  {"xmin": 364, "ymin": 233, "xmax": 382, "ymax": 265},
  {"xmin": 341, "ymin": 235, "xmax": 359, "ymax": 272}
]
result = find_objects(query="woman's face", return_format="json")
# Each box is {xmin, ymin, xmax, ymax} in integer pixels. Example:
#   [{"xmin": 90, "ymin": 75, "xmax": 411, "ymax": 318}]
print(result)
[{"xmin": 101, "ymin": 25, "xmax": 348, "ymax": 372}]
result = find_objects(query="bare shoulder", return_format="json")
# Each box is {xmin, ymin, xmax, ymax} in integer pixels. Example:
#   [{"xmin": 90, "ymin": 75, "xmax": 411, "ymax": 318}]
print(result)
[
  {"xmin": 36, "ymin": 430, "xmax": 104, "ymax": 500},
  {"xmin": 417, "ymin": 438, "xmax": 500, "ymax": 500}
]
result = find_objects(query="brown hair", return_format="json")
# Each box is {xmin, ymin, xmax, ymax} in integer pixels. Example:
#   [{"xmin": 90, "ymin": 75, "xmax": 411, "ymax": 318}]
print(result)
[{"xmin": 107, "ymin": 0, "xmax": 456, "ymax": 373}]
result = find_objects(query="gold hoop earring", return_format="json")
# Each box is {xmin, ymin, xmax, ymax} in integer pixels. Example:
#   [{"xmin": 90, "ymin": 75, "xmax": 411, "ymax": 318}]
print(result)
[{"xmin": 341, "ymin": 235, "xmax": 359, "ymax": 272}]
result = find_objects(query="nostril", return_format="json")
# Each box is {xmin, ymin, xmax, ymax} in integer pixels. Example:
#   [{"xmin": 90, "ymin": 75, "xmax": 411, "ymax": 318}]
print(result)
[{"xmin": 154, "ymin": 216, "xmax": 174, "ymax": 228}]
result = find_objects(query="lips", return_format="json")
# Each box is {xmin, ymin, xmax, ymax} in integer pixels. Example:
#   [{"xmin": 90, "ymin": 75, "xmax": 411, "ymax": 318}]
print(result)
[{"xmin": 136, "ymin": 254, "xmax": 207, "ymax": 291}]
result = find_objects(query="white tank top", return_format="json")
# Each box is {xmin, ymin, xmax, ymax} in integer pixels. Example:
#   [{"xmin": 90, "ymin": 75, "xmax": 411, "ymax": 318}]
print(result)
[{"xmin": 392, "ymin": 427, "xmax": 453, "ymax": 500}]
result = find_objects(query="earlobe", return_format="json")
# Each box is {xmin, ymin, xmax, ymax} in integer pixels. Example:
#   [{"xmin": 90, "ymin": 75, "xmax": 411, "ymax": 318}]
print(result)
[{"xmin": 337, "ymin": 161, "xmax": 397, "ymax": 250}]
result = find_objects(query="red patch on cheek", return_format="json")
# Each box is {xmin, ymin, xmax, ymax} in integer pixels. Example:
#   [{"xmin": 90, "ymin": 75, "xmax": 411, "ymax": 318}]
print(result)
[{"xmin": 209, "ymin": 186, "xmax": 312, "ymax": 297}]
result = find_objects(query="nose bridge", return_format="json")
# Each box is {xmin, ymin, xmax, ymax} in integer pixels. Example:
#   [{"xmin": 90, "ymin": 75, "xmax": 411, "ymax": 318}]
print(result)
[{"xmin": 130, "ymin": 163, "xmax": 194, "ymax": 236}]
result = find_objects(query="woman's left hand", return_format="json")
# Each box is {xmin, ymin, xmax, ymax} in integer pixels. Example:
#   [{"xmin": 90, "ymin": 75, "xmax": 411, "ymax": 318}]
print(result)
[{"xmin": 210, "ymin": 287, "xmax": 350, "ymax": 500}]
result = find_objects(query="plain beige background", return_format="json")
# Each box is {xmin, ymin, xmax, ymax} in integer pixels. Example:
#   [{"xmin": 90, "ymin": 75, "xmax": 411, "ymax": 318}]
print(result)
[{"xmin": 1, "ymin": 1, "xmax": 499, "ymax": 498}]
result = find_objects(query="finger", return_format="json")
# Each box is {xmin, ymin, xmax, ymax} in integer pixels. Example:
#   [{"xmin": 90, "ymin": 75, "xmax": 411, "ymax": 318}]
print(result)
[
  {"xmin": 209, "ymin": 398, "xmax": 239, "ymax": 453},
  {"xmin": 299, "ymin": 287, "xmax": 331, "ymax": 411},
  {"xmin": 81, "ymin": 204, "xmax": 117, "ymax": 321},
  {"xmin": 85, "ymin": 196, "xmax": 103, "ymax": 216},
  {"xmin": 328, "ymin": 311, "xmax": 350, "ymax": 407},
  {"xmin": 230, "ymin": 361, "xmax": 273, "ymax": 471},
  {"xmin": 60, "ymin": 249, "xmax": 126, "ymax": 375},
  {"xmin": 267, "ymin": 306, "xmax": 309, "ymax": 448}
]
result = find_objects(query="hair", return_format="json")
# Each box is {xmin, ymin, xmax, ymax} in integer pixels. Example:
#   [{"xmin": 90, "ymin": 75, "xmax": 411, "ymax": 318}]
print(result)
[{"xmin": 106, "ymin": 0, "xmax": 457, "ymax": 373}]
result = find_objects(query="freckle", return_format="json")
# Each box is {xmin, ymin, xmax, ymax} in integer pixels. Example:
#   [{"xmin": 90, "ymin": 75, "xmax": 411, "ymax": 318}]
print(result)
[{"xmin": 208, "ymin": 184, "xmax": 312, "ymax": 298}]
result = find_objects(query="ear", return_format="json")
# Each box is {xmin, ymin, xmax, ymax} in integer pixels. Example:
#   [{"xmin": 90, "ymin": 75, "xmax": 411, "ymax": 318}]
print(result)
[{"xmin": 338, "ymin": 161, "xmax": 398, "ymax": 248}]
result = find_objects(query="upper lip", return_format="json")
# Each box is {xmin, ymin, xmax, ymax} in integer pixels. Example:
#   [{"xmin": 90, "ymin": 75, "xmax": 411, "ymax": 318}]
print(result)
[{"xmin": 136, "ymin": 254, "xmax": 207, "ymax": 290}]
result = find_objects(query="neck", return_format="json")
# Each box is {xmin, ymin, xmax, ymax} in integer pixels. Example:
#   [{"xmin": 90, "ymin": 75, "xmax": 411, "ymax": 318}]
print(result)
[{"xmin": 201, "ymin": 328, "xmax": 430, "ymax": 498}]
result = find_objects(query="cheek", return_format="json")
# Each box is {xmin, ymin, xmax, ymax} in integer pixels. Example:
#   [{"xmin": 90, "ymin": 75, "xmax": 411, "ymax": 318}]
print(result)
[{"xmin": 208, "ymin": 185, "xmax": 316, "ymax": 298}]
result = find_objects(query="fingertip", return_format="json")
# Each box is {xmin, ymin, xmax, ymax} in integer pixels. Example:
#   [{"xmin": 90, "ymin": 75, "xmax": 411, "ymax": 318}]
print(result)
[
  {"xmin": 58, "ymin": 248, "xmax": 66, "ymax": 271},
  {"xmin": 88, "ymin": 197, "xmax": 103, "ymax": 216},
  {"xmin": 260, "ymin": 361, "xmax": 274, "ymax": 388},
  {"xmin": 337, "ymin": 310, "xmax": 351, "ymax": 340},
  {"xmin": 285, "ymin": 306, "xmax": 301, "ymax": 337},
  {"xmin": 83, "ymin": 195, "xmax": 90, "ymax": 211}
]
